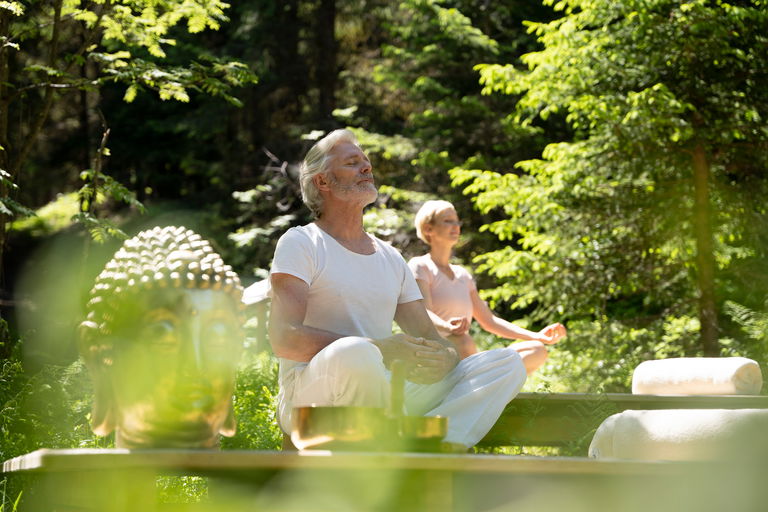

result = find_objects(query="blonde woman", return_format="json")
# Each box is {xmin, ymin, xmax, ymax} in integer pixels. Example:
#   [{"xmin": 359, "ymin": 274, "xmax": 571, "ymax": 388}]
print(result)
[{"xmin": 408, "ymin": 200, "xmax": 566, "ymax": 374}]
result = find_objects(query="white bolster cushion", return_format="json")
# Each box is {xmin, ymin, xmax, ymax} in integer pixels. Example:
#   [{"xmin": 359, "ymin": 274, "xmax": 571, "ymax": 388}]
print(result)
[
  {"xmin": 631, "ymin": 357, "xmax": 763, "ymax": 395},
  {"xmin": 589, "ymin": 408, "xmax": 768, "ymax": 461}
]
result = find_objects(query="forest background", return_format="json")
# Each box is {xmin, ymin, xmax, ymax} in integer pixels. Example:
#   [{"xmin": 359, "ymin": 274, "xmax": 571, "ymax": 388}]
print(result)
[{"xmin": 1, "ymin": 0, "xmax": 768, "ymax": 497}]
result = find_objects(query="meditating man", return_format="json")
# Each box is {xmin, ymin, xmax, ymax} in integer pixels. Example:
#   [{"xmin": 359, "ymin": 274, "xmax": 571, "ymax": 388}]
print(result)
[{"xmin": 268, "ymin": 129, "xmax": 526, "ymax": 450}]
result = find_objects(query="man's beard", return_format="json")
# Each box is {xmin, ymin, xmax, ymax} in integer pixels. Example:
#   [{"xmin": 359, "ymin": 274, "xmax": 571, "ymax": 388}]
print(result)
[{"xmin": 328, "ymin": 173, "xmax": 378, "ymax": 205}]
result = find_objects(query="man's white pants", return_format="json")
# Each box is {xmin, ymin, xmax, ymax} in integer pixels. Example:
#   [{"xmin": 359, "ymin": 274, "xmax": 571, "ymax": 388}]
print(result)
[{"xmin": 277, "ymin": 336, "xmax": 526, "ymax": 448}]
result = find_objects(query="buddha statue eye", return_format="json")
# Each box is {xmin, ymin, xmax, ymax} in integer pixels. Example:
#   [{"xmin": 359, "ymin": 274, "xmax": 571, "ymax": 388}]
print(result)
[{"xmin": 141, "ymin": 319, "xmax": 179, "ymax": 349}]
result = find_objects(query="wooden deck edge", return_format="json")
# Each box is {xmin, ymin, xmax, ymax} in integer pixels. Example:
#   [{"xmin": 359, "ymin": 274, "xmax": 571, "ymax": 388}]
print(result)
[{"xmin": 3, "ymin": 448, "xmax": 691, "ymax": 477}]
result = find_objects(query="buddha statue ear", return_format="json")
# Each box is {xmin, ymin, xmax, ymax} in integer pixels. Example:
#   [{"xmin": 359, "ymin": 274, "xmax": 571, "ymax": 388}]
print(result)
[
  {"xmin": 219, "ymin": 398, "xmax": 237, "ymax": 437},
  {"xmin": 78, "ymin": 320, "xmax": 117, "ymax": 436}
]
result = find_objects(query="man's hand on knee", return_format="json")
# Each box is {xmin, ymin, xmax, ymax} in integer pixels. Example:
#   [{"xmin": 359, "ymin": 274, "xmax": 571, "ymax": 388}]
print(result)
[
  {"xmin": 372, "ymin": 334, "xmax": 459, "ymax": 384},
  {"xmin": 373, "ymin": 333, "xmax": 426, "ymax": 366},
  {"xmin": 408, "ymin": 337, "xmax": 459, "ymax": 384}
]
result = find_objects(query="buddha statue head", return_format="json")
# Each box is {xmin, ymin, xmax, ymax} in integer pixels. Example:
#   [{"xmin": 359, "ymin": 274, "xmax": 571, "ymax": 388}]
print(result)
[{"xmin": 78, "ymin": 226, "xmax": 245, "ymax": 449}]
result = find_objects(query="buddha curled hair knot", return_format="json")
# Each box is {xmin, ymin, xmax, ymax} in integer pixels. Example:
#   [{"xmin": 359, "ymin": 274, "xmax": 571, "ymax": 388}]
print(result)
[{"xmin": 86, "ymin": 226, "xmax": 244, "ymax": 331}]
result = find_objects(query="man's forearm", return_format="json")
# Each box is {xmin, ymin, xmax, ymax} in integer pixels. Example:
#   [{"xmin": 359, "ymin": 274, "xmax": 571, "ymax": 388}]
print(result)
[
  {"xmin": 269, "ymin": 321, "xmax": 346, "ymax": 362},
  {"xmin": 413, "ymin": 321, "xmax": 455, "ymax": 352},
  {"xmin": 394, "ymin": 300, "xmax": 455, "ymax": 351},
  {"xmin": 425, "ymin": 308, "xmax": 452, "ymax": 332}
]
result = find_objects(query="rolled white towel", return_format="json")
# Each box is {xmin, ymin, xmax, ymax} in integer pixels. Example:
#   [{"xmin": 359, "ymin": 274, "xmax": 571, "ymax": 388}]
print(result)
[
  {"xmin": 589, "ymin": 408, "xmax": 768, "ymax": 461},
  {"xmin": 631, "ymin": 357, "xmax": 763, "ymax": 395}
]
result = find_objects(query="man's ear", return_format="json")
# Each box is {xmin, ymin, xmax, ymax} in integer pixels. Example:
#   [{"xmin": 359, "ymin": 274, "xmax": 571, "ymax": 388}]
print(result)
[{"xmin": 314, "ymin": 172, "xmax": 330, "ymax": 191}]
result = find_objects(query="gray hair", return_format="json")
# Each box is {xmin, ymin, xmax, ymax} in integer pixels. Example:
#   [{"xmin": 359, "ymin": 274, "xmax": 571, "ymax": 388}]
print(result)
[
  {"xmin": 299, "ymin": 129, "xmax": 360, "ymax": 217},
  {"xmin": 414, "ymin": 200, "xmax": 456, "ymax": 244}
]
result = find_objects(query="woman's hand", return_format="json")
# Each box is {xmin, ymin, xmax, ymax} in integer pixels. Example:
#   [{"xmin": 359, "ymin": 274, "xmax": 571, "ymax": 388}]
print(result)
[
  {"xmin": 537, "ymin": 323, "xmax": 567, "ymax": 345},
  {"xmin": 445, "ymin": 316, "xmax": 469, "ymax": 335}
]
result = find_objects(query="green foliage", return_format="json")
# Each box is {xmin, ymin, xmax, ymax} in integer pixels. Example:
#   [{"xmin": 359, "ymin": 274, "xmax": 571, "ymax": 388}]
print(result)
[
  {"xmin": 0, "ymin": 2, "xmax": 22, "ymax": 17},
  {"xmin": 100, "ymin": 54, "xmax": 257, "ymax": 106},
  {"xmin": 95, "ymin": 0, "xmax": 230, "ymax": 56},
  {"xmin": 327, "ymin": 0, "xmax": 558, "ymax": 285},
  {"xmin": 70, "ymin": 212, "xmax": 128, "ymax": 243},
  {"xmin": 0, "ymin": 319, "xmax": 281, "ymax": 459},
  {"xmin": 370, "ymin": 0, "xmax": 529, "ymax": 178},
  {"xmin": 156, "ymin": 476, "xmax": 209, "ymax": 505},
  {"xmin": 337, "ymin": 0, "xmax": 549, "ymax": 191},
  {"xmin": 227, "ymin": 156, "xmax": 304, "ymax": 279},
  {"xmin": 0, "ymin": 482, "xmax": 22, "ymax": 512},
  {"xmin": 9, "ymin": 192, "xmax": 78, "ymax": 236},
  {"xmin": 455, "ymin": 0, "xmax": 768, "ymax": 362},
  {"xmin": 0, "ymin": 0, "xmax": 256, "ymax": 259},
  {"xmin": 76, "ymin": 166, "xmax": 146, "ymax": 243},
  {"xmin": 726, "ymin": 301, "xmax": 768, "ymax": 347},
  {"xmin": 3, "ymin": 0, "xmax": 252, "ymax": 152},
  {"xmin": 477, "ymin": 0, "xmax": 768, "ymax": 148},
  {"xmin": 0, "ymin": 171, "xmax": 33, "ymax": 219},
  {"xmin": 363, "ymin": 206, "xmax": 410, "ymax": 239},
  {"xmin": 0, "ymin": 348, "xmax": 103, "ymax": 463},
  {"xmin": 10, "ymin": 153, "xmax": 147, "ymax": 243},
  {"xmin": 351, "ymin": 127, "xmax": 419, "ymax": 178},
  {"xmin": 0, "ymin": 328, "xmax": 281, "ymax": 507},
  {"xmin": 724, "ymin": 299, "xmax": 768, "ymax": 371},
  {"xmin": 221, "ymin": 351, "xmax": 281, "ymax": 451}
]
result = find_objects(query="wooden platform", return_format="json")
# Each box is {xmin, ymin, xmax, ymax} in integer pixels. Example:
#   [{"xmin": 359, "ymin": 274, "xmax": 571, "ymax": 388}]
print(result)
[
  {"xmin": 480, "ymin": 392, "xmax": 768, "ymax": 448},
  {"xmin": 3, "ymin": 447, "xmax": 684, "ymax": 476},
  {"xmin": 3, "ymin": 448, "xmax": 705, "ymax": 512}
]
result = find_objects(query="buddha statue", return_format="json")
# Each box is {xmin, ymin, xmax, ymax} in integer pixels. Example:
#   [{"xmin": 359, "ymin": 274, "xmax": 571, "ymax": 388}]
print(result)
[{"xmin": 78, "ymin": 226, "xmax": 245, "ymax": 449}]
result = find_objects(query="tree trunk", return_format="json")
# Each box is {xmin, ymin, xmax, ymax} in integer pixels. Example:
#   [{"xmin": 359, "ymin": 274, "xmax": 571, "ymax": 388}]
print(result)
[
  {"xmin": 79, "ymin": 30, "xmax": 93, "ymax": 172},
  {"xmin": 692, "ymin": 143, "xmax": 719, "ymax": 355},
  {"xmin": 0, "ymin": 0, "xmax": 63, "ymax": 299},
  {"xmin": 0, "ymin": 10, "xmax": 12, "ymax": 292},
  {"xmin": 315, "ymin": 0, "xmax": 337, "ymax": 124}
]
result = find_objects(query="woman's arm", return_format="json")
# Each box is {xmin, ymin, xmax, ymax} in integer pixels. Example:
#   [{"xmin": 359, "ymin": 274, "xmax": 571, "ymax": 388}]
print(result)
[{"xmin": 470, "ymin": 287, "xmax": 565, "ymax": 344}]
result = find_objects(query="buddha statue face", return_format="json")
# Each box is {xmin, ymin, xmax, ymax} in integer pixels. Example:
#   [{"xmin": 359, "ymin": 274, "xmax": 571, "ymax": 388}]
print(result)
[{"xmin": 78, "ymin": 226, "xmax": 245, "ymax": 449}]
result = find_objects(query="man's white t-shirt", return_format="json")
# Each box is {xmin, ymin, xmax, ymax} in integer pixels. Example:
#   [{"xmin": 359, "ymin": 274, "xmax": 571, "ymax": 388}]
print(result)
[{"xmin": 270, "ymin": 223, "xmax": 422, "ymax": 352}]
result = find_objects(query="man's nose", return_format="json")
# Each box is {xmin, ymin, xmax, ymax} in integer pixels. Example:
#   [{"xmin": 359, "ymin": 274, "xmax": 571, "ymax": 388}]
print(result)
[{"xmin": 360, "ymin": 161, "xmax": 372, "ymax": 174}]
